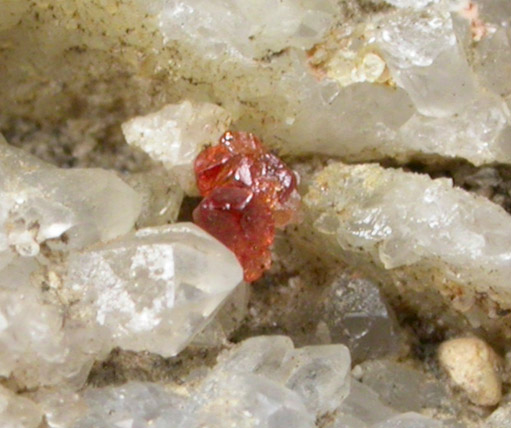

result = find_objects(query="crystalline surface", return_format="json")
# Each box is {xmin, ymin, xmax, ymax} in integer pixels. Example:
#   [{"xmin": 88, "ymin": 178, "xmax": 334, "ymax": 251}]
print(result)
[
  {"xmin": 372, "ymin": 413, "xmax": 443, "ymax": 428},
  {"xmin": 0, "ymin": 136, "xmax": 141, "ymax": 256},
  {"xmin": 317, "ymin": 273, "xmax": 401, "ymax": 363},
  {"xmin": 305, "ymin": 163, "xmax": 511, "ymax": 307},
  {"xmin": 122, "ymin": 101, "xmax": 232, "ymax": 195},
  {"xmin": 75, "ymin": 382, "xmax": 189, "ymax": 428},
  {"xmin": 357, "ymin": 360, "xmax": 451, "ymax": 414},
  {"xmin": 215, "ymin": 336, "xmax": 351, "ymax": 416},
  {"xmin": 155, "ymin": 0, "xmax": 338, "ymax": 60},
  {"xmin": 397, "ymin": 92, "xmax": 511, "ymax": 165},
  {"xmin": 375, "ymin": 7, "xmax": 475, "ymax": 117},
  {"xmin": 65, "ymin": 222, "xmax": 243, "ymax": 357},
  {"xmin": 0, "ymin": 257, "xmax": 102, "ymax": 388},
  {"xmin": 0, "ymin": 385, "xmax": 42, "ymax": 428}
]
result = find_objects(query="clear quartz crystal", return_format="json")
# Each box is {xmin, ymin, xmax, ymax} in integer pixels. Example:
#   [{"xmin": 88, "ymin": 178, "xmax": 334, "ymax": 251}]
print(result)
[
  {"xmin": 0, "ymin": 135, "xmax": 141, "ymax": 255},
  {"xmin": 122, "ymin": 101, "xmax": 232, "ymax": 195},
  {"xmin": 398, "ymin": 92, "xmax": 511, "ymax": 165},
  {"xmin": 375, "ymin": 7, "xmax": 475, "ymax": 117},
  {"xmin": 0, "ymin": 257, "xmax": 103, "ymax": 389},
  {"xmin": 65, "ymin": 222, "xmax": 243, "ymax": 357},
  {"xmin": 317, "ymin": 273, "xmax": 402, "ymax": 363}
]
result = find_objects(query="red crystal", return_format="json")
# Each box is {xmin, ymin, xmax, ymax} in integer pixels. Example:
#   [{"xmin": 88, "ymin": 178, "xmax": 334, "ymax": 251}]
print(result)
[{"xmin": 193, "ymin": 131, "xmax": 300, "ymax": 282}]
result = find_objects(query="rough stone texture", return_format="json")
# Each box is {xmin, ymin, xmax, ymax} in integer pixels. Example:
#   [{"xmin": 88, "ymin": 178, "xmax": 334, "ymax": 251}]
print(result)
[{"xmin": 438, "ymin": 337, "xmax": 502, "ymax": 406}]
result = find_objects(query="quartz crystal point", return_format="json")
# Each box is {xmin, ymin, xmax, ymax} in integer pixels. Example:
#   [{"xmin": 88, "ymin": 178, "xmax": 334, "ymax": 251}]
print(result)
[
  {"xmin": 397, "ymin": 92, "xmax": 511, "ymax": 165},
  {"xmin": 0, "ymin": 135, "xmax": 141, "ymax": 256},
  {"xmin": 317, "ymin": 273, "xmax": 402, "ymax": 363},
  {"xmin": 214, "ymin": 336, "xmax": 351, "ymax": 416},
  {"xmin": 122, "ymin": 101, "xmax": 232, "ymax": 195},
  {"xmin": 69, "ymin": 336, "xmax": 350, "ymax": 428},
  {"xmin": 65, "ymin": 223, "xmax": 243, "ymax": 357},
  {"xmin": 305, "ymin": 162, "xmax": 511, "ymax": 309},
  {"xmin": 375, "ymin": 7, "xmax": 475, "ymax": 117}
]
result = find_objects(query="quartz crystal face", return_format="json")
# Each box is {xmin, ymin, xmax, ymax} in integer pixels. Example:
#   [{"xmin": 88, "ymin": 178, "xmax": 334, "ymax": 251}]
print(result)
[
  {"xmin": 0, "ymin": 138, "xmax": 142, "ymax": 256},
  {"xmin": 193, "ymin": 131, "xmax": 300, "ymax": 282},
  {"xmin": 65, "ymin": 223, "xmax": 243, "ymax": 357}
]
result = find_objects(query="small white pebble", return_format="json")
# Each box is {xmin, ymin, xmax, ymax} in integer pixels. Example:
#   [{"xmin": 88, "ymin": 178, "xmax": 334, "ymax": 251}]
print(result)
[{"xmin": 438, "ymin": 337, "xmax": 502, "ymax": 406}]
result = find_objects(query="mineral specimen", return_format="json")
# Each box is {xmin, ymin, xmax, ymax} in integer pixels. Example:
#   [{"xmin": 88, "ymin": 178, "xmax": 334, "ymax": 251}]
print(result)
[
  {"xmin": 193, "ymin": 131, "xmax": 300, "ymax": 282},
  {"xmin": 3, "ymin": 0, "xmax": 511, "ymax": 426}
]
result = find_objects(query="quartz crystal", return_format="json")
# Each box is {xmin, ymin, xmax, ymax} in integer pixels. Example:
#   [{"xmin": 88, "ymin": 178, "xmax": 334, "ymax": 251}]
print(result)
[
  {"xmin": 64, "ymin": 222, "xmax": 243, "ymax": 356},
  {"xmin": 67, "ymin": 336, "xmax": 350, "ymax": 428},
  {"xmin": 122, "ymin": 101, "xmax": 232, "ymax": 195},
  {"xmin": 305, "ymin": 162, "xmax": 511, "ymax": 310},
  {"xmin": 375, "ymin": 7, "xmax": 475, "ymax": 117},
  {"xmin": 0, "ymin": 257, "xmax": 103, "ymax": 389},
  {"xmin": 155, "ymin": 0, "xmax": 339, "ymax": 60},
  {"xmin": 214, "ymin": 336, "xmax": 351, "ymax": 416},
  {"xmin": 0, "ymin": 135, "xmax": 141, "ymax": 256},
  {"xmin": 397, "ymin": 92, "xmax": 511, "ymax": 165},
  {"xmin": 317, "ymin": 273, "xmax": 401, "ymax": 363}
]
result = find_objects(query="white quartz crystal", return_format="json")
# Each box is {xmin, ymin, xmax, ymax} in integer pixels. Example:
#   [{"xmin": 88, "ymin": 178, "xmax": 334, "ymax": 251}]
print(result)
[
  {"xmin": 375, "ymin": 7, "xmax": 475, "ymax": 117},
  {"xmin": 0, "ymin": 257, "xmax": 102, "ymax": 389},
  {"xmin": 0, "ymin": 385, "xmax": 42, "ymax": 428},
  {"xmin": 155, "ymin": 0, "xmax": 339, "ymax": 60},
  {"xmin": 397, "ymin": 92, "xmax": 511, "ymax": 165},
  {"xmin": 67, "ymin": 337, "xmax": 351, "ymax": 428},
  {"xmin": 0, "ymin": 135, "xmax": 141, "ymax": 256},
  {"xmin": 65, "ymin": 222, "xmax": 243, "ymax": 357},
  {"xmin": 305, "ymin": 163, "xmax": 511, "ymax": 307},
  {"xmin": 75, "ymin": 382, "xmax": 189, "ymax": 428},
  {"xmin": 122, "ymin": 101, "xmax": 232, "ymax": 194},
  {"xmin": 215, "ymin": 336, "xmax": 351, "ymax": 415}
]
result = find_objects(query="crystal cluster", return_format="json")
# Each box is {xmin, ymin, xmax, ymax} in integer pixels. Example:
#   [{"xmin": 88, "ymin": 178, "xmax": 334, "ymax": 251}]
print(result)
[{"xmin": 193, "ymin": 131, "xmax": 300, "ymax": 282}]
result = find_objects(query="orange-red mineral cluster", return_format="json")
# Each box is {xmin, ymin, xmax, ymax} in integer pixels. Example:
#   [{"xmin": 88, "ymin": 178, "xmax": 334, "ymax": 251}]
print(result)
[{"xmin": 193, "ymin": 131, "xmax": 300, "ymax": 282}]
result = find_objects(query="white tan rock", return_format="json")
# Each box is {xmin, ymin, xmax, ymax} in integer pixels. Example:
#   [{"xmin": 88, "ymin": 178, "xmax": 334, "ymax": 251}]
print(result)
[{"xmin": 438, "ymin": 337, "xmax": 502, "ymax": 406}]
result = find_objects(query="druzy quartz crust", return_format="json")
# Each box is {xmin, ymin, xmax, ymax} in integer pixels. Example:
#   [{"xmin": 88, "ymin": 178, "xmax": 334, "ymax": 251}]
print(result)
[{"xmin": 193, "ymin": 131, "xmax": 300, "ymax": 282}]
